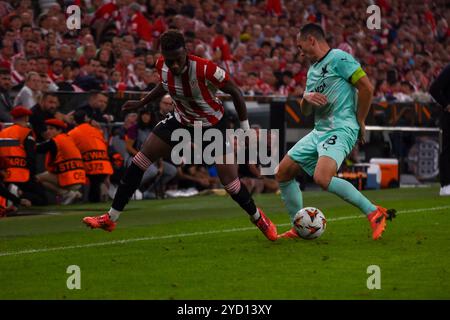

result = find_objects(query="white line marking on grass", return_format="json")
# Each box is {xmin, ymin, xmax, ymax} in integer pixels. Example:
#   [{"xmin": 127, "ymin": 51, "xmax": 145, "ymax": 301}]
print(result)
[{"xmin": 1, "ymin": 205, "xmax": 449, "ymax": 257}]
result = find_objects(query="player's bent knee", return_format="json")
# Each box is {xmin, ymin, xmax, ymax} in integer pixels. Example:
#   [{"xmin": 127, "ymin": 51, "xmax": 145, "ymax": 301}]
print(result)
[
  {"xmin": 275, "ymin": 168, "xmax": 291, "ymax": 182},
  {"xmin": 275, "ymin": 171, "xmax": 284, "ymax": 182},
  {"xmin": 314, "ymin": 174, "xmax": 331, "ymax": 190}
]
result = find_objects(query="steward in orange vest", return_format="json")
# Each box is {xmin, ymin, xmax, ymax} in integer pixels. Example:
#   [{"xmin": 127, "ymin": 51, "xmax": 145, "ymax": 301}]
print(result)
[
  {"xmin": 36, "ymin": 119, "xmax": 86, "ymax": 205},
  {"xmin": 0, "ymin": 156, "xmax": 32, "ymax": 217},
  {"xmin": 68, "ymin": 113, "xmax": 113, "ymax": 176},
  {"xmin": 0, "ymin": 106, "xmax": 48, "ymax": 206},
  {"xmin": 0, "ymin": 106, "xmax": 34, "ymax": 183},
  {"xmin": 68, "ymin": 110, "xmax": 113, "ymax": 202}
]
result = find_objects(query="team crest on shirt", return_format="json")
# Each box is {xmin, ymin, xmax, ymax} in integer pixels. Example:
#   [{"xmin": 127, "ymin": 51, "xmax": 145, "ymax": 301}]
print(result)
[{"xmin": 320, "ymin": 64, "xmax": 329, "ymax": 79}]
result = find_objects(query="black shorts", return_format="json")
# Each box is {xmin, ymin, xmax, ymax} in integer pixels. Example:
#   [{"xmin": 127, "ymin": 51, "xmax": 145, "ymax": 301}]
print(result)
[{"xmin": 152, "ymin": 113, "xmax": 231, "ymax": 159}]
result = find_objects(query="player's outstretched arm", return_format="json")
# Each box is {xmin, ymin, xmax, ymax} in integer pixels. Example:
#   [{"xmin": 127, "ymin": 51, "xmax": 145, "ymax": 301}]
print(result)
[
  {"xmin": 121, "ymin": 83, "xmax": 168, "ymax": 111},
  {"xmin": 220, "ymin": 80, "xmax": 250, "ymax": 129},
  {"xmin": 353, "ymin": 75, "xmax": 374, "ymax": 144}
]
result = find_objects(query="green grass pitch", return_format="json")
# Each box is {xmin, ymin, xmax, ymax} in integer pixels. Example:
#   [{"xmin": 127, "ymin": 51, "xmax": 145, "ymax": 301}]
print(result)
[{"xmin": 0, "ymin": 185, "xmax": 449, "ymax": 300}]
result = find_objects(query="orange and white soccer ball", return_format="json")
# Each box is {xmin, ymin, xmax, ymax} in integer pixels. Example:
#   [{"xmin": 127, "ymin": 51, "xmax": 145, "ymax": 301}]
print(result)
[{"xmin": 293, "ymin": 207, "xmax": 327, "ymax": 240}]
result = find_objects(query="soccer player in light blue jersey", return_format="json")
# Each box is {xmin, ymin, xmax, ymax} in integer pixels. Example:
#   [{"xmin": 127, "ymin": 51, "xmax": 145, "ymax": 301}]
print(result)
[{"xmin": 276, "ymin": 24, "xmax": 395, "ymax": 240}]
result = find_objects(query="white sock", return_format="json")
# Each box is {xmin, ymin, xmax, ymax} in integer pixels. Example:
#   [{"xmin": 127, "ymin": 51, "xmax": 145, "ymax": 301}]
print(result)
[
  {"xmin": 108, "ymin": 208, "xmax": 121, "ymax": 222},
  {"xmin": 251, "ymin": 209, "xmax": 261, "ymax": 221}
]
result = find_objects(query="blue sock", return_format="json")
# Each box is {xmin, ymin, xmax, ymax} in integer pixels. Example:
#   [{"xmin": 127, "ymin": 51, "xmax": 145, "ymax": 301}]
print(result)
[
  {"xmin": 279, "ymin": 179, "xmax": 303, "ymax": 223},
  {"xmin": 327, "ymin": 177, "xmax": 376, "ymax": 215}
]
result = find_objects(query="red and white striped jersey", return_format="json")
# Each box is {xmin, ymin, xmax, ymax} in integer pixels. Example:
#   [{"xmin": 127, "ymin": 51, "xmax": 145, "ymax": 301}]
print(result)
[{"xmin": 155, "ymin": 54, "xmax": 230, "ymax": 127}]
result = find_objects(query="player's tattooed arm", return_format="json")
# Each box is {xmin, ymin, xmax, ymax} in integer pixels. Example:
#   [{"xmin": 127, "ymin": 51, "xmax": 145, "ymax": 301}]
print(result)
[
  {"xmin": 353, "ymin": 75, "xmax": 374, "ymax": 144},
  {"xmin": 220, "ymin": 79, "xmax": 250, "ymax": 129},
  {"xmin": 301, "ymin": 92, "xmax": 328, "ymax": 115},
  {"xmin": 121, "ymin": 83, "xmax": 167, "ymax": 111}
]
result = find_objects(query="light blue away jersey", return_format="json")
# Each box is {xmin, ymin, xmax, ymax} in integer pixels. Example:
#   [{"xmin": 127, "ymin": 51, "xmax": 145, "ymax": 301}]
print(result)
[{"xmin": 305, "ymin": 49, "xmax": 361, "ymax": 132}]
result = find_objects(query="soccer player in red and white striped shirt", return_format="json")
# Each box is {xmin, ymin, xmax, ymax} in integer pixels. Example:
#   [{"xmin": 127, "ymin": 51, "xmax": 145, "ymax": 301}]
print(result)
[{"xmin": 83, "ymin": 30, "xmax": 277, "ymax": 241}]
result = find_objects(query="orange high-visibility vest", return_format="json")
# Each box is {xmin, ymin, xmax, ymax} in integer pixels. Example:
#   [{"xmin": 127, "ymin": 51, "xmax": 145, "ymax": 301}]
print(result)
[
  {"xmin": 45, "ymin": 133, "xmax": 86, "ymax": 187},
  {"xmin": 0, "ymin": 124, "xmax": 32, "ymax": 183},
  {"xmin": 68, "ymin": 123, "xmax": 113, "ymax": 175}
]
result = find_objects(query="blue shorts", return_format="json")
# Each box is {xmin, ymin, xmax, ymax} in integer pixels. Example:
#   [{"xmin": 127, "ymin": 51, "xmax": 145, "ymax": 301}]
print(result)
[{"xmin": 287, "ymin": 127, "xmax": 359, "ymax": 176}]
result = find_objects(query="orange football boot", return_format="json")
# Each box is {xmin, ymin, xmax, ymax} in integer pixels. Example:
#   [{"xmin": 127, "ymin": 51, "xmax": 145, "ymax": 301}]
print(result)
[
  {"xmin": 82, "ymin": 213, "xmax": 116, "ymax": 232},
  {"xmin": 367, "ymin": 206, "xmax": 396, "ymax": 240},
  {"xmin": 277, "ymin": 227, "xmax": 301, "ymax": 239},
  {"xmin": 251, "ymin": 208, "xmax": 278, "ymax": 241}
]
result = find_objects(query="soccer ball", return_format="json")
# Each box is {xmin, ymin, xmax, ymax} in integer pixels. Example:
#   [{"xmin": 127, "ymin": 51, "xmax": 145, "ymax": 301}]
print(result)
[{"xmin": 293, "ymin": 207, "xmax": 327, "ymax": 240}]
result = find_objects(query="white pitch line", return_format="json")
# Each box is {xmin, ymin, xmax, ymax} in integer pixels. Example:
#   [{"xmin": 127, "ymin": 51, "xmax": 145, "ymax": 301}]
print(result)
[{"xmin": 0, "ymin": 205, "xmax": 449, "ymax": 258}]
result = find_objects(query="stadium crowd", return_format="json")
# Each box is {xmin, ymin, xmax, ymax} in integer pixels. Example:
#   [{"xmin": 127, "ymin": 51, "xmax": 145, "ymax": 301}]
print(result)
[
  {"xmin": 0, "ymin": 0, "xmax": 448, "ymax": 104},
  {"xmin": 0, "ymin": 0, "xmax": 449, "ymax": 214}
]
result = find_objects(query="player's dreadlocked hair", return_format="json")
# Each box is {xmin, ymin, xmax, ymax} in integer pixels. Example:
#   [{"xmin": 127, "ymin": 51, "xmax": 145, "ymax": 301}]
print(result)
[
  {"xmin": 160, "ymin": 30, "xmax": 185, "ymax": 51},
  {"xmin": 299, "ymin": 23, "xmax": 326, "ymax": 41}
]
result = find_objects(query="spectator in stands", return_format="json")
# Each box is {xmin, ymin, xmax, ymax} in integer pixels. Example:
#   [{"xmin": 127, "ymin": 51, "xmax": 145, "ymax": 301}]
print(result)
[
  {"xmin": 242, "ymin": 72, "xmax": 263, "ymax": 96},
  {"xmin": 36, "ymin": 119, "xmax": 86, "ymax": 205},
  {"xmin": 96, "ymin": 48, "xmax": 115, "ymax": 69},
  {"xmin": 35, "ymin": 56, "xmax": 49, "ymax": 78},
  {"xmin": 176, "ymin": 163, "xmax": 221, "ymax": 192},
  {"xmin": 11, "ymin": 56, "xmax": 27, "ymax": 89},
  {"xmin": 276, "ymin": 70, "xmax": 296, "ymax": 96},
  {"xmin": 0, "ymin": 67, "xmax": 13, "ymax": 122},
  {"xmin": 0, "ymin": 106, "xmax": 48, "ymax": 206},
  {"xmin": 115, "ymin": 49, "xmax": 134, "ymax": 82},
  {"xmin": 56, "ymin": 62, "xmax": 83, "ymax": 92},
  {"xmin": 48, "ymin": 58, "xmax": 64, "ymax": 82},
  {"xmin": 125, "ymin": 108, "xmax": 157, "ymax": 158},
  {"xmin": 74, "ymin": 58, "xmax": 104, "ymax": 91},
  {"xmin": 76, "ymin": 34, "xmax": 95, "ymax": 59},
  {"xmin": 142, "ymin": 68, "xmax": 159, "ymax": 92},
  {"xmin": 127, "ymin": 60, "xmax": 147, "ymax": 91},
  {"xmin": 154, "ymin": 94, "xmax": 175, "ymax": 123},
  {"xmin": 56, "ymin": 43, "xmax": 70, "ymax": 61},
  {"xmin": 110, "ymin": 112, "xmax": 138, "ymax": 166},
  {"xmin": 68, "ymin": 110, "xmax": 114, "ymax": 203},
  {"xmin": 29, "ymin": 92, "xmax": 60, "ymax": 142},
  {"xmin": 78, "ymin": 91, "xmax": 113, "ymax": 125},
  {"xmin": 106, "ymin": 69, "xmax": 127, "ymax": 92},
  {"xmin": 0, "ymin": 38, "xmax": 14, "ymax": 70},
  {"xmin": 79, "ymin": 42, "xmax": 98, "ymax": 66},
  {"xmin": 128, "ymin": 2, "xmax": 153, "ymax": 44},
  {"xmin": 212, "ymin": 23, "xmax": 233, "ymax": 73},
  {"xmin": 239, "ymin": 163, "xmax": 279, "ymax": 195},
  {"xmin": 39, "ymin": 72, "xmax": 58, "ymax": 92},
  {"xmin": 22, "ymin": 39, "xmax": 40, "ymax": 58},
  {"xmin": 4, "ymin": 0, "xmax": 448, "ymax": 101},
  {"xmin": 46, "ymin": 44, "xmax": 58, "ymax": 60},
  {"xmin": 259, "ymin": 69, "xmax": 276, "ymax": 95},
  {"xmin": 13, "ymin": 71, "xmax": 41, "ymax": 109}
]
